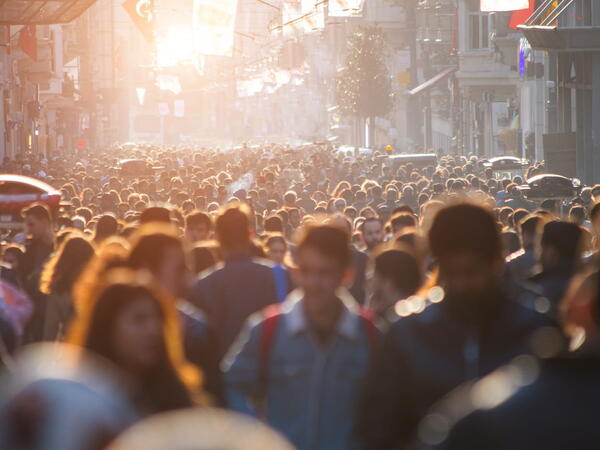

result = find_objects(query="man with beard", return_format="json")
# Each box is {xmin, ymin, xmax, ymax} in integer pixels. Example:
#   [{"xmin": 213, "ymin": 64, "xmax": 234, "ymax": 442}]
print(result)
[
  {"xmin": 360, "ymin": 217, "xmax": 384, "ymax": 254},
  {"xmin": 354, "ymin": 203, "xmax": 554, "ymax": 450}
]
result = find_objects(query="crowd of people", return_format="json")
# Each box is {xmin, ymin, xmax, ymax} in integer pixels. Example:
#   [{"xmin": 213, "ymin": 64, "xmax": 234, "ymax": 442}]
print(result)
[{"xmin": 0, "ymin": 143, "xmax": 599, "ymax": 449}]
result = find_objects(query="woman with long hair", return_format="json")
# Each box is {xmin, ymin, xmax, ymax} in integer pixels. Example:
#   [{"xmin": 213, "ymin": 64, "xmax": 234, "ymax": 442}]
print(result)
[
  {"xmin": 68, "ymin": 268, "xmax": 205, "ymax": 417},
  {"xmin": 73, "ymin": 236, "xmax": 130, "ymax": 313},
  {"xmin": 40, "ymin": 234, "xmax": 96, "ymax": 341}
]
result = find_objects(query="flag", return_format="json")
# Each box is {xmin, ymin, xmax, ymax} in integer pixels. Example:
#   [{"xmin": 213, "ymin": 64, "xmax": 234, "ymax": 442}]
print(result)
[
  {"xmin": 509, "ymin": 1, "xmax": 535, "ymax": 29},
  {"xmin": 193, "ymin": 0, "xmax": 238, "ymax": 56},
  {"xmin": 122, "ymin": 0, "xmax": 155, "ymax": 43},
  {"xmin": 18, "ymin": 25, "xmax": 37, "ymax": 61},
  {"xmin": 480, "ymin": 0, "xmax": 529, "ymax": 12}
]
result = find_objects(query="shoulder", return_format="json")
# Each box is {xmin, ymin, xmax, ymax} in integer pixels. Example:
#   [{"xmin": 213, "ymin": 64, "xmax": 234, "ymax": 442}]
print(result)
[{"xmin": 386, "ymin": 302, "xmax": 445, "ymax": 345}]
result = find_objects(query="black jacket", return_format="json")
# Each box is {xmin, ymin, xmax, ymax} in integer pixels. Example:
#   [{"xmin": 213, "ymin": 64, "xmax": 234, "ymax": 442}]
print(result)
[
  {"xmin": 437, "ymin": 355, "xmax": 600, "ymax": 450},
  {"xmin": 354, "ymin": 282, "xmax": 555, "ymax": 450}
]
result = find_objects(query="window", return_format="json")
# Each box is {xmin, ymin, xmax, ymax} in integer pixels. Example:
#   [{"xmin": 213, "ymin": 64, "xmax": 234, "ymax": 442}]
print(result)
[{"xmin": 467, "ymin": 0, "xmax": 490, "ymax": 50}]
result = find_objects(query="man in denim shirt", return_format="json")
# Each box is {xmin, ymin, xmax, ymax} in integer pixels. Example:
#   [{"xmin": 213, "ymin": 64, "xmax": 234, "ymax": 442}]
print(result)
[{"xmin": 223, "ymin": 224, "xmax": 378, "ymax": 450}]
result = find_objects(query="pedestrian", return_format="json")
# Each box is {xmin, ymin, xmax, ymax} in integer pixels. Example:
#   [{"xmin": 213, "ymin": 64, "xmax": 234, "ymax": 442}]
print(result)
[
  {"xmin": 68, "ymin": 268, "xmax": 205, "ymax": 417},
  {"xmin": 224, "ymin": 224, "xmax": 379, "ymax": 450},
  {"xmin": 39, "ymin": 233, "xmax": 96, "ymax": 341},
  {"xmin": 189, "ymin": 205, "xmax": 282, "ymax": 359},
  {"xmin": 354, "ymin": 203, "xmax": 554, "ymax": 449},
  {"xmin": 19, "ymin": 203, "xmax": 55, "ymax": 342},
  {"xmin": 127, "ymin": 224, "xmax": 222, "ymax": 404}
]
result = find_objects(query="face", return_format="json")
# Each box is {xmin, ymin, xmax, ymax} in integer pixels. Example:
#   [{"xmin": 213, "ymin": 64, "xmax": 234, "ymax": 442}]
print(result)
[
  {"xmin": 24, "ymin": 216, "xmax": 49, "ymax": 239},
  {"xmin": 439, "ymin": 253, "xmax": 499, "ymax": 302},
  {"xmin": 267, "ymin": 241, "xmax": 287, "ymax": 265},
  {"xmin": 111, "ymin": 296, "xmax": 164, "ymax": 370},
  {"xmin": 295, "ymin": 247, "xmax": 345, "ymax": 310},
  {"xmin": 362, "ymin": 221, "xmax": 384, "ymax": 250},
  {"xmin": 156, "ymin": 245, "xmax": 190, "ymax": 299},
  {"xmin": 186, "ymin": 223, "xmax": 210, "ymax": 243}
]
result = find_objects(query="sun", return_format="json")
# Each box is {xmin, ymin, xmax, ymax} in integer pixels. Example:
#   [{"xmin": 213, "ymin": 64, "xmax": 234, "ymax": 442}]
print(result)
[{"xmin": 156, "ymin": 27, "xmax": 197, "ymax": 68}]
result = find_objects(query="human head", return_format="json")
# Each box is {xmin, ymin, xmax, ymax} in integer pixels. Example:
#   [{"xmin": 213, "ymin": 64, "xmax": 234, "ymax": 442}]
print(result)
[
  {"xmin": 519, "ymin": 214, "xmax": 541, "ymax": 250},
  {"xmin": 21, "ymin": 203, "xmax": 52, "ymax": 240},
  {"xmin": 390, "ymin": 212, "xmax": 417, "ymax": 235},
  {"xmin": 264, "ymin": 215, "xmax": 284, "ymax": 233},
  {"xmin": 360, "ymin": 217, "xmax": 384, "ymax": 251},
  {"xmin": 569, "ymin": 205, "xmax": 586, "ymax": 226},
  {"xmin": 372, "ymin": 245, "xmax": 423, "ymax": 317},
  {"xmin": 128, "ymin": 225, "xmax": 189, "ymax": 299},
  {"xmin": 215, "ymin": 205, "xmax": 251, "ymax": 253},
  {"xmin": 540, "ymin": 221, "xmax": 583, "ymax": 271},
  {"xmin": 264, "ymin": 233, "xmax": 287, "ymax": 265},
  {"xmin": 40, "ymin": 235, "xmax": 96, "ymax": 296},
  {"xmin": 184, "ymin": 210, "xmax": 213, "ymax": 243},
  {"xmin": 295, "ymin": 224, "xmax": 351, "ymax": 307},
  {"xmin": 2, "ymin": 244, "xmax": 24, "ymax": 270},
  {"xmin": 68, "ymin": 269, "xmax": 198, "ymax": 411},
  {"xmin": 429, "ymin": 203, "xmax": 503, "ymax": 307},
  {"xmin": 94, "ymin": 214, "xmax": 118, "ymax": 243},
  {"xmin": 140, "ymin": 206, "xmax": 171, "ymax": 225}
]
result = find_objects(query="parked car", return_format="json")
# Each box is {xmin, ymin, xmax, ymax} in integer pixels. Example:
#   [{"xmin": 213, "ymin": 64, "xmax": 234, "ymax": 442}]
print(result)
[
  {"xmin": 0, "ymin": 175, "xmax": 62, "ymax": 231},
  {"xmin": 483, "ymin": 156, "xmax": 528, "ymax": 179},
  {"xmin": 519, "ymin": 173, "xmax": 581, "ymax": 199}
]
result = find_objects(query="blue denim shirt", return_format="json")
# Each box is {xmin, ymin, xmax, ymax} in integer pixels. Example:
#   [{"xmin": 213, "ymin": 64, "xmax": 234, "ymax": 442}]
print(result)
[{"xmin": 223, "ymin": 289, "xmax": 375, "ymax": 450}]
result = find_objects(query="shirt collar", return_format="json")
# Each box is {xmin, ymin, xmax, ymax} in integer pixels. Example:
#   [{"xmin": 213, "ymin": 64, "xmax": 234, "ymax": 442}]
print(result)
[{"xmin": 282, "ymin": 288, "xmax": 362, "ymax": 341}]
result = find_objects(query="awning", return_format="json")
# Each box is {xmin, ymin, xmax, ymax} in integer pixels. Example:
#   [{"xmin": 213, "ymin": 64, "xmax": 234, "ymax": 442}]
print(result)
[
  {"xmin": 517, "ymin": 0, "xmax": 600, "ymax": 51},
  {"xmin": 519, "ymin": 26, "xmax": 600, "ymax": 51},
  {"xmin": 408, "ymin": 67, "xmax": 456, "ymax": 96},
  {"xmin": 0, "ymin": 0, "xmax": 97, "ymax": 25}
]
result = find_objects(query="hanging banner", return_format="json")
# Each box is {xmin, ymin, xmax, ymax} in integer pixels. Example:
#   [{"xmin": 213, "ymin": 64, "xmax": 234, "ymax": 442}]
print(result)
[
  {"xmin": 329, "ymin": 0, "xmax": 365, "ymax": 17},
  {"xmin": 135, "ymin": 87, "xmax": 146, "ymax": 105},
  {"xmin": 122, "ymin": 0, "xmax": 155, "ymax": 43},
  {"xmin": 193, "ymin": 0, "xmax": 238, "ymax": 56},
  {"xmin": 480, "ymin": 0, "xmax": 529, "ymax": 12}
]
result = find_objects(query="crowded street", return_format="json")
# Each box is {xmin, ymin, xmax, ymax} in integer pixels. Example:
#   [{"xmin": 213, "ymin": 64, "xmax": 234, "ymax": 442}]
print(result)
[{"xmin": 2, "ymin": 0, "xmax": 600, "ymax": 449}]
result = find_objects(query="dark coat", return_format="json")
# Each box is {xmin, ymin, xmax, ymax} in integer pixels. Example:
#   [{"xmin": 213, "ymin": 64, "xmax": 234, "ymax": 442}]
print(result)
[
  {"xmin": 188, "ymin": 253, "xmax": 280, "ymax": 359},
  {"xmin": 354, "ymin": 282, "xmax": 555, "ymax": 450},
  {"xmin": 438, "ymin": 356, "xmax": 600, "ymax": 450}
]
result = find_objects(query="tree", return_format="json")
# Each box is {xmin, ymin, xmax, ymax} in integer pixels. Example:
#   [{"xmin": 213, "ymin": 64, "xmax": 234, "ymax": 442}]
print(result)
[{"xmin": 336, "ymin": 26, "xmax": 393, "ymax": 145}]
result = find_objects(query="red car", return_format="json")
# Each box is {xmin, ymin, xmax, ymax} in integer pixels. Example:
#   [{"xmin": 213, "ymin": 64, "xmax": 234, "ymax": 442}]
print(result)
[{"xmin": 0, "ymin": 175, "xmax": 62, "ymax": 230}]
